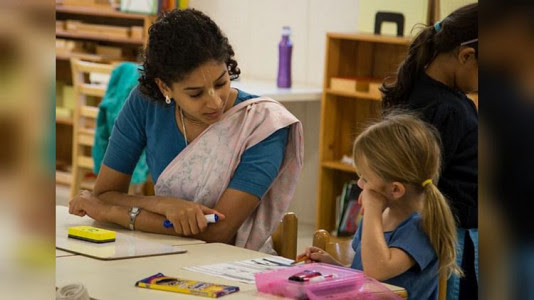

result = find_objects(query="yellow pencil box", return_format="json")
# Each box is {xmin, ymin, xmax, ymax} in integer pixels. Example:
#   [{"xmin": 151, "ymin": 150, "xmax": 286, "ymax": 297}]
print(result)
[{"xmin": 68, "ymin": 226, "xmax": 116, "ymax": 243}]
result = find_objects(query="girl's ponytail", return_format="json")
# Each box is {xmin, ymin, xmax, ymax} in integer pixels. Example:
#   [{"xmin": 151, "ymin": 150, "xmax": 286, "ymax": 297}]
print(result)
[
  {"xmin": 381, "ymin": 26, "xmax": 437, "ymax": 109},
  {"xmin": 422, "ymin": 181, "xmax": 464, "ymax": 278}
]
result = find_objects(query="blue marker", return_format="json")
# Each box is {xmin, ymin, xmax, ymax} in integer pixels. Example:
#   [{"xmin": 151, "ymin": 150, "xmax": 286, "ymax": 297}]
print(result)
[{"xmin": 163, "ymin": 214, "xmax": 219, "ymax": 228}]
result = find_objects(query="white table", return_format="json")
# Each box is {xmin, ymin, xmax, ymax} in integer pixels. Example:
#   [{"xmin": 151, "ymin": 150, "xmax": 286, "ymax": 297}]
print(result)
[
  {"xmin": 57, "ymin": 205, "xmax": 204, "ymax": 247},
  {"xmin": 56, "ymin": 205, "xmax": 205, "ymax": 259},
  {"xmin": 57, "ymin": 243, "xmax": 271, "ymax": 299},
  {"xmin": 56, "ymin": 249, "xmax": 76, "ymax": 258},
  {"xmin": 57, "ymin": 243, "xmax": 406, "ymax": 299}
]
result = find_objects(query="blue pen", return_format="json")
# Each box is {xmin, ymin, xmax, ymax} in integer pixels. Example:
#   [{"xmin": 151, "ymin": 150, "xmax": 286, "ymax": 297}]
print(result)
[{"xmin": 163, "ymin": 214, "xmax": 219, "ymax": 228}]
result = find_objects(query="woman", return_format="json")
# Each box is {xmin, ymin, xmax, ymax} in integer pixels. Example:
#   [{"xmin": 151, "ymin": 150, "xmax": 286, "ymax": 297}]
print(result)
[{"xmin": 69, "ymin": 9, "xmax": 303, "ymax": 254}]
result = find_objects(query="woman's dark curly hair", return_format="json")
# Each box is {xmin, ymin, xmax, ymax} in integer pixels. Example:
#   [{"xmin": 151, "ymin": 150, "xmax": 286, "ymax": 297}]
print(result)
[{"xmin": 139, "ymin": 9, "xmax": 240, "ymax": 102}]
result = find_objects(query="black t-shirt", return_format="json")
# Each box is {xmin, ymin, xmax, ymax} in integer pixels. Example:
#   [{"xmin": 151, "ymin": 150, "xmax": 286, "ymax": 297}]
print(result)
[{"xmin": 407, "ymin": 73, "xmax": 478, "ymax": 229}]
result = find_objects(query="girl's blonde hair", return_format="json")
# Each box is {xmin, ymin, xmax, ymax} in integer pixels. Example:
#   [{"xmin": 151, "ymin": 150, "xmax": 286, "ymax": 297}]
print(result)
[{"xmin": 353, "ymin": 111, "xmax": 463, "ymax": 278}]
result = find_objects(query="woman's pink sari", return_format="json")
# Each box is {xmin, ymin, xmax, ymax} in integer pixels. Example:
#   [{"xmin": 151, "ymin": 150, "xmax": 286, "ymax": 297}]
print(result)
[{"xmin": 155, "ymin": 97, "xmax": 303, "ymax": 253}]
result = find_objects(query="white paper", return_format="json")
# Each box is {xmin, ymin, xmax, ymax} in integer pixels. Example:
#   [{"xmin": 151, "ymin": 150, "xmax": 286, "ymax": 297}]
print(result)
[{"xmin": 183, "ymin": 256, "xmax": 294, "ymax": 284}]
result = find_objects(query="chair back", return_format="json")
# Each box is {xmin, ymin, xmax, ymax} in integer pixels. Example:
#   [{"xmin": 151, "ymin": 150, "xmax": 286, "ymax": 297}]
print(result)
[
  {"xmin": 438, "ymin": 273, "xmax": 447, "ymax": 300},
  {"xmin": 312, "ymin": 229, "xmax": 354, "ymax": 266},
  {"xmin": 271, "ymin": 212, "xmax": 298, "ymax": 259},
  {"xmin": 69, "ymin": 58, "xmax": 114, "ymax": 199}
]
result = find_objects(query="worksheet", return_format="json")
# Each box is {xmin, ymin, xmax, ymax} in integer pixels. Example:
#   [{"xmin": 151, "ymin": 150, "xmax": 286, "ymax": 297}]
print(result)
[{"xmin": 184, "ymin": 256, "xmax": 295, "ymax": 284}]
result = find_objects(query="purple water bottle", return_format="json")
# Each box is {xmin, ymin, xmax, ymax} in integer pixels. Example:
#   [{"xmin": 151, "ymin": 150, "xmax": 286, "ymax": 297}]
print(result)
[{"xmin": 277, "ymin": 26, "xmax": 293, "ymax": 88}]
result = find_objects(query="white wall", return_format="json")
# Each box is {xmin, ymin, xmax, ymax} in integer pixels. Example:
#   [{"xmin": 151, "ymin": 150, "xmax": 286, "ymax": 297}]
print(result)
[
  {"xmin": 282, "ymin": 101, "xmax": 321, "ymax": 226},
  {"xmin": 189, "ymin": 0, "xmax": 361, "ymax": 87},
  {"xmin": 189, "ymin": 0, "xmax": 476, "ymax": 86}
]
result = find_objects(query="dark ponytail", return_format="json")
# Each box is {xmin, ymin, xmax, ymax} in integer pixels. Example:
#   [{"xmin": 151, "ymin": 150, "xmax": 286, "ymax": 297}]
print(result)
[{"xmin": 381, "ymin": 3, "xmax": 478, "ymax": 109}]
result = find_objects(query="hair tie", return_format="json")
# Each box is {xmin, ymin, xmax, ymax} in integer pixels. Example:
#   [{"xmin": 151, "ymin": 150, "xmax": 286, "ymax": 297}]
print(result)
[
  {"xmin": 434, "ymin": 22, "xmax": 441, "ymax": 33},
  {"xmin": 422, "ymin": 179, "xmax": 433, "ymax": 187}
]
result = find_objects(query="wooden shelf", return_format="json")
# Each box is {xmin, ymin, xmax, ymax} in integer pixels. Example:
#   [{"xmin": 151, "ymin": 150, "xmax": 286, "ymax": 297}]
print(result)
[
  {"xmin": 56, "ymin": 116, "xmax": 74, "ymax": 125},
  {"xmin": 56, "ymin": 5, "xmax": 153, "ymax": 20},
  {"xmin": 56, "ymin": 30, "xmax": 144, "ymax": 45},
  {"xmin": 56, "ymin": 170, "xmax": 96, "ymax": 190},
  {"xmin": 56, "ymin": 52, "xmax": 120, "ymax": 62},
  {"xmin": 56, "ymin": 170, "xmax": 71, "ymax": 185},
  {"xmin": 317, "ymin": 33, "xmax": 410, "ymax": 232},
  {"xmin": 326, "ymin": 32, "xmax": 411, "ymax": 45},
  {"xmin": 321, "ymin": 161, "xmax": 355, "ymax": 173},
  {"xmin": 325, "ymin": 89, "xmax": 381, "ymax": 101},
  {"xmin": 56, "ymin": 5, "xmax": 154, "ymax": 185}
]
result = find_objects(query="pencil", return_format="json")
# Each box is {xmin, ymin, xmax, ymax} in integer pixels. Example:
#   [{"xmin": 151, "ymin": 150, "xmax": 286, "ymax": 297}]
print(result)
[{"xmin": 293, "ymin": 256, "xmax": 307, "ymax": 264}]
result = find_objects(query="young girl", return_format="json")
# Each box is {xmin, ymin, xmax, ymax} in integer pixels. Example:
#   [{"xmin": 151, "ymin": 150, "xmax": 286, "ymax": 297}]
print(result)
[
  {"xmin": 381, "ymin": 4, "xmax": 478, "ymax": 299},
  {"xmin": 298, "ymin": 113, "xmax": 462, "ymax": 299}
]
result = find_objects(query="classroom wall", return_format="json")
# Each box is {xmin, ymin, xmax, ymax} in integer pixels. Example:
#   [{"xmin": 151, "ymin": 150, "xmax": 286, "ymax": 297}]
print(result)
[
  {"xmin": 189, "ymin": 0, "xmax": 360, "ymax": 86},
  {"xmin": 188, "ymin": 0, "xmax": 477, "ymax": 225},
  {"xmin": 358, "ymin": 0, "xmax": 478, "ymax": 36},
  {"xmin": 189, "ymin": 0, "xmax": 476, "ymax": 86}
]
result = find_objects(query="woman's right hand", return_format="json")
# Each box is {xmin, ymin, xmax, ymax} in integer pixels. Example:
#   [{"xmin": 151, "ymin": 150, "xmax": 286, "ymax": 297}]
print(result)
[
  {"xmin": 155, "ymin": 198, "xmax": 226, "ymax": 236},
  {"xmin": 296, "ymin": 246, "xmax": 343, "ymax": 266},
  {"xmin": 69, "ymin": 190, "xmax": 110, "ymax": 222}
]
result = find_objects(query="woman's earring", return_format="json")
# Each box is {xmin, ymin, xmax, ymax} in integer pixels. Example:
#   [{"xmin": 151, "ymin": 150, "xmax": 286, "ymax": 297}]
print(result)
[{"xmin": 165, "ymin": 95, "xmax": 171, "ymax": 104}]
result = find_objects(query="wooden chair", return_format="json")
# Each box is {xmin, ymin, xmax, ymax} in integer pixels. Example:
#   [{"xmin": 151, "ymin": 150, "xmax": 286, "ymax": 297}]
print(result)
[
  {"xmin": 69, "ymin": 58, "xmax": 114, "ymax": 199},
  {"xmin": 271, "ymin": 212, "xmax": 298, "ymax": 260},
  {"xmin": 312, "ymin": 229, "xmax": 408, "ymax": 299},
  {"xmin": 313, "ymin": 229, "xmax": 355, "ymax": 266},
  {"xmin": 438, "ymin": 274, "xmax": 447, "ymax": 300}
]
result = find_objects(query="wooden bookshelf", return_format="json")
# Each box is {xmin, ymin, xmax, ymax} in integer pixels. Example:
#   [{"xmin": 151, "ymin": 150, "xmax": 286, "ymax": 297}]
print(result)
[
  {"xmin": 56, "ymin": 5, "xmax": 151, "ymax": 20},
  {"xmin": 56, "ymin": 51, "xmax": 125, "ymax": 63},
  {"xmin": 56, "ymin": 4, "xmax": 154, "ymax": 187},
  {"xmin": 316, "ymin": 33, "xmax": 411, "ymax": 231},
  {"xmin": 325, "ymin": 88, "xmax": 381, "ymax": 101},
  {"xmin": 56, "ymin": 116, "xmax": 74, "ymax": 125},
  {"xmin": 326, "ymin": 32, "xmax": 410, "ymax": 45},
  {"xmin": 321, "ymin": 161, "xmax": 355, "ymax": 173},
  {"xmin": 56, "ymin": 30, "xmax": 144, "ymax": 45}
]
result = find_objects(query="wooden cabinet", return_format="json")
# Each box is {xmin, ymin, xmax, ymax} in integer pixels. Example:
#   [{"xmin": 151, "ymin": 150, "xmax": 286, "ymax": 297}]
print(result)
[
  {"xmin": 316, "ymin": 33, "xmax": 410, "ymax": 231},
  {"xmin": 56, "ymin": 4, "xmax": 154, "ymax": 63},
  {"xmin": 56, "ymin": 4, "xmax": 155, "ymax": 186}
]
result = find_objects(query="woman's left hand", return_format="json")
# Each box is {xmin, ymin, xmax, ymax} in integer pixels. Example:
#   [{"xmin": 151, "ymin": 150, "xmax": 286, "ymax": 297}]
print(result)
[
  {"xmin": 154, "ymin": 197, "xmax": 226, "ymax": 236},
  {"xmin": 69, "ymin": 190, "xmax": 110, "ymax": 222}
]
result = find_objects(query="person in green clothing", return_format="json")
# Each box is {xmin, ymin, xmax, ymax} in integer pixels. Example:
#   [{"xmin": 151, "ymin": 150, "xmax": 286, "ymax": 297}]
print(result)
[{"xmin": 92, "ymin": 62, "xmax": 148, "ymax": 186}]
